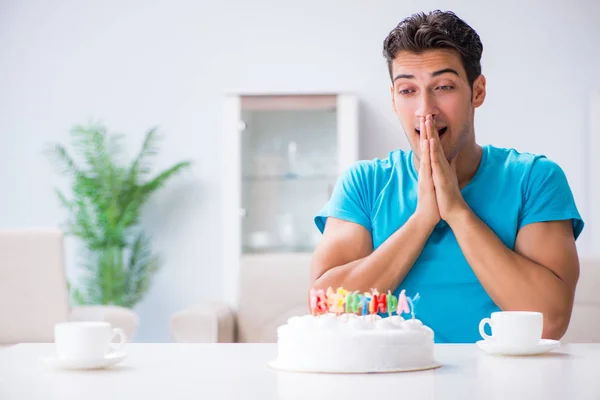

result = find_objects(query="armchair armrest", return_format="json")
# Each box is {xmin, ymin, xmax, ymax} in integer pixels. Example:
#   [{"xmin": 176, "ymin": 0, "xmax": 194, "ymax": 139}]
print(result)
[
  {"xmin": 69, "ymin": 305, "xmax": 139, "ymax": 342},
  {"xmin": 169, "ymin": 302, "xmax": 235, "ymax": 343}
]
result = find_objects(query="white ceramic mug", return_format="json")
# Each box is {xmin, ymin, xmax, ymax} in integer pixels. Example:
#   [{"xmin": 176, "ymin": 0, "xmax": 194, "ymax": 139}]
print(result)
[
  {"xmin": 478, "ymin": 311, "xmax": 543, "ymax": 346},
  {"xmin": 54, "ymin": 321, "xmax": 126, "ymax": 360}
]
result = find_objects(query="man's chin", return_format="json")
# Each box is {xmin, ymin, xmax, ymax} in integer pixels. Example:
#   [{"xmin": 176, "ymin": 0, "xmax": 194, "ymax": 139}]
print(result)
[{"xmin": 441, "ymin": 144, "xmax": 458, "ymax": 163}]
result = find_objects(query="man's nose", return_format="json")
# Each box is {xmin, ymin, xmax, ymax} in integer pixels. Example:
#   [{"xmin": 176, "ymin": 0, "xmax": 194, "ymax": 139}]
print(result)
[{"xmin": 415, "ymin": 92, "xmax": 439, "ymax": 119}]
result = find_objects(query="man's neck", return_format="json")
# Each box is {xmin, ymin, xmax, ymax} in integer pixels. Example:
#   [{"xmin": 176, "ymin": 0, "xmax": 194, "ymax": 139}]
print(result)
[{"xmin": 454, "ymin": 143, "xmax": 483, "ymax": 189}]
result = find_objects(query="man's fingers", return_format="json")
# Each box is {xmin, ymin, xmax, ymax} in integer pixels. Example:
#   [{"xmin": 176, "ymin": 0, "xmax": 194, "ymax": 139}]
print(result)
[
  {"xmin": 422, "ymin": 137, "xmax": 432, "ymax": 179},
  {"xmin": 426, "ymin": 115, "xmax": 439, "ymax": 141},
  {"xmin": 419, "ymin": 117, "xmax": 431, "ymax": 178},
  {"xmin": 430, "ymin": 138, "xmax": 448, "ymax": 184},
  {"xmin": 419, "ymin": 139, "xmax": 426, "ymax": 173},
  {"xmin": 429, "ymin": 138, "xmax": 438, "ymax": 178},
  {"xmin": 426, "ymin": 114, "xmax": 446, "ymax": 168},
  {"xmin": 430, "ymin": 138, "xmax": 443, "ymax": 168}
]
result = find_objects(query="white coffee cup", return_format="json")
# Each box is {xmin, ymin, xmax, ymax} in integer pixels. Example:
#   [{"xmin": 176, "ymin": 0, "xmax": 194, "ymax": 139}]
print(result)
[
  {"xmin": 479, "ymin": 311, "xmax": 543, "ymax": 346},
  {"xmin": 54, "ymin": 321, "xmax": 126, "ymax": 360}
]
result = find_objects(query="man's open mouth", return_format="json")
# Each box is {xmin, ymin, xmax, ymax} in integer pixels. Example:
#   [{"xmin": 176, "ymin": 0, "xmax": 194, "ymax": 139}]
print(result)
[{"xmin": 416, "ymin": 126, "xmax": 448, "ymax": 137}]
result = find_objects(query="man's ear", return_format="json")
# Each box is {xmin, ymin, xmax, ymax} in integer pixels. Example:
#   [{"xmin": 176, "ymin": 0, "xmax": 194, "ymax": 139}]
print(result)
[{"xmin": 472, "ymin": 74, "xmax": 486, "ymax": 108}]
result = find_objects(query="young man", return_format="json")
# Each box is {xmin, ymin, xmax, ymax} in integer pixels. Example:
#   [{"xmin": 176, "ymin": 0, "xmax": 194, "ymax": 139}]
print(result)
[{"xmin": 310, "ymin": 10, "xmax": 584, "ymax": 343}]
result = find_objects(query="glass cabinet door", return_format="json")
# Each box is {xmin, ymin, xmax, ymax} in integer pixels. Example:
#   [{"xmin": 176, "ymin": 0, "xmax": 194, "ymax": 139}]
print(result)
[{"xmin": 240, "ymin": 96, "xmax": 338, "ymax": 254}]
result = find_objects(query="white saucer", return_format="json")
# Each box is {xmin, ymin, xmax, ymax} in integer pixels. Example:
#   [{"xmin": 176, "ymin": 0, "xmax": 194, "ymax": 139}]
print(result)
[
  {"xmin": 41, "ymin": 351, "xmax": 127, "ymax": 370},
  {"xmin": 476, "ymin": 339, "xmax": 560, "ymax": 356}
]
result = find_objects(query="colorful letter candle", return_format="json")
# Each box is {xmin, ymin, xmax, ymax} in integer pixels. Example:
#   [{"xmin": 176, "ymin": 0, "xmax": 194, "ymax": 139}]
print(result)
[
  {"xmin": 345, "ymin": 291, "xmax": 361, "ymax": 313},
  {"xmin": 336, "ymin": 288, "xmax": 349, "ymax": 313},
  {"xmin": 325, "ymin": 287, "xmax": 335, "ymax": 311},
  {"xmin": 372, "ymin": 293, "xmax": 387, "ymax": 314},
  {"xmin": 408, "ymin": 293, "xmax": 420, "ymax": 319},
  {"xmin": 309, "ymin": 288, "xmax": 319, "ymax": 310},
  {"xmin": 332, "ymin": 293, "xmax": 345, "ymax": 314},
  {"xmin": 359, "ymin": 293, "xmax": 371, "ymax": 315},
  {"xmin": 310, "ymin": 288, "xmax": 328, "ymax": 315},
  {"xmin": 386, "ymin": 290, "xmax": 398, "ymax": 316},
  {"xmin": 326, "ymin": 287, "xmax": 344, "ymax": 314},
  {"xmin": 397, "ymin": 290, "xmax": 411, "ymax": 315}
]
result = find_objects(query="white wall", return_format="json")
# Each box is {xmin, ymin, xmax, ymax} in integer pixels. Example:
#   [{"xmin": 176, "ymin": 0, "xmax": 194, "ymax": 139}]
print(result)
[{"xmin": 1, "ymin": 0, "xmax": 599, "ymax": 341}]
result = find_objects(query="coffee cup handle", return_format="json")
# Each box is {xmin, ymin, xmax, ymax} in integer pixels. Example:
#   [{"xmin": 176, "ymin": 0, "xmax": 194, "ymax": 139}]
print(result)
[
  {"xmin": 109, "ymin": 328, "xmax": 126, "ymax": 352},
  {"xmin": 479, "ymin": 318, "xmax": 494, "ymax": 341}
]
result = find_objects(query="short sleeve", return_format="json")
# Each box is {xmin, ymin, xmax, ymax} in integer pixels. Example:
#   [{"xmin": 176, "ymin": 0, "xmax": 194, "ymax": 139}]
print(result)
[
  {"xmin": 314, "ymin": 160, "xmax": 374, "ymax": 234},
  {"xmin": 518, "ymin": 157, "xmax": 584, "ymax": 239}
]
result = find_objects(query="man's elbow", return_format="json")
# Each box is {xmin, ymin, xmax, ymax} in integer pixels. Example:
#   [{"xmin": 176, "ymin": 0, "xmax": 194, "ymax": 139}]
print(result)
[{"xmin": 542, "ymin": 310, "xmax": 572, "ymax": 340}]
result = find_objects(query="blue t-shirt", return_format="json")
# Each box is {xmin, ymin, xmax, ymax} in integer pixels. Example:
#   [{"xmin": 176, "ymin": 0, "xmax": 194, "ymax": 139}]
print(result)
[{"xmin": 314, "ymin": 145, "xmax": 584, "ymax": 343}]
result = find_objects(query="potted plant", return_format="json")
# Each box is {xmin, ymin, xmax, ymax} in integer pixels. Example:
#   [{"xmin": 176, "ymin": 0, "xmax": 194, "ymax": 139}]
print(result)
[{"xmin": 46, "ymin": 122, "xmax": 191, "ymax": 332}]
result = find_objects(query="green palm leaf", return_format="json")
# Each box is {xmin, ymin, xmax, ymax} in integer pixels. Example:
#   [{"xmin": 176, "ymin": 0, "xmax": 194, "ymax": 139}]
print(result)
[{"xmin": 47, "ymin": 122, "xmax": 191, "ymax": 307}]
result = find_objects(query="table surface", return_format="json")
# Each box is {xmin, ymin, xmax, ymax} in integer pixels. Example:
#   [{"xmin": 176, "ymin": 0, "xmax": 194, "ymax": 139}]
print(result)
[{"xmin": 1, "ymin": 343, "xmax": 599, "ymax": 399}]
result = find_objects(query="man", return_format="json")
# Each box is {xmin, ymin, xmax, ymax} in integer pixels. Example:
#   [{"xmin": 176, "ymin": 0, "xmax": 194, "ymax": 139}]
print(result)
[{"xmin": 310, "ymin": 10, "xmax": 584, "ymax": 343}]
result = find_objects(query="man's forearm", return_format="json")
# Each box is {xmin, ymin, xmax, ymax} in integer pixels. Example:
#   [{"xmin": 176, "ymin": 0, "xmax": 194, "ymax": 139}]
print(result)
[
  {"xmin": 447, "ymin": 208, "xmax": 572, "ymax": 338},
  {"xmin": 313, "ymin": 213, "xmax": 435, "ymax": 294}
]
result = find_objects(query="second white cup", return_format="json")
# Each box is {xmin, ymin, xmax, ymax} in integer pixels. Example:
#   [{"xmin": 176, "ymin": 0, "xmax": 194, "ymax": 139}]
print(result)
[
  {"xmin": 479, "ymin": 311, "xmax": 543, "ymax": 346},
  {"xmin": 54, "ymin": 321, "xmax": 126, "ymax": 361}
]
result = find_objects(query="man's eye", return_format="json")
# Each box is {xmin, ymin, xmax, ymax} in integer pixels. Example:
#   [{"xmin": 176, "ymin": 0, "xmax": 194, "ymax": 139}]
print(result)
[
  {"xmin": 437, "ymin": 85, "xmax": 454, "ymax": 91},
  {"xmin": 398, "ymin": 89, "xmax": 415, "ymax": 95}
]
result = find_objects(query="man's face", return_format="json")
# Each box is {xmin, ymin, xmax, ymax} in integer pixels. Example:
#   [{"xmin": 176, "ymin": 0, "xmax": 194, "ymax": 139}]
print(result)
[{"xmin": 390, "ymin": 49, "xmax": 485, "ymax": 161}]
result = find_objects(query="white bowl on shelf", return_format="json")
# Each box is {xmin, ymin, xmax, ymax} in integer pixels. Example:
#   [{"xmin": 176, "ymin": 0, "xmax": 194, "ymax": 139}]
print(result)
[{"xmin": 247, "ymin": 231, "xmax": 272, "ymax": 250}]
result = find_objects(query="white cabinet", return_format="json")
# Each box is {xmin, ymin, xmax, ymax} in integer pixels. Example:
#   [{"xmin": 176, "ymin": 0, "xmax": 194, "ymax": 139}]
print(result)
[
  {"xmin": 588, "ymin": 88, "xmax": 600, "ymax": 254},
  {"xmin": 221, "ymin": 94, "xmax": 359, "ymax": 305}
]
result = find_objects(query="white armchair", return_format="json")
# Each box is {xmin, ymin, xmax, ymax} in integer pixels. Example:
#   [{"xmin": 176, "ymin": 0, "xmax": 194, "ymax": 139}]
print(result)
[
  {"xmin": 170, "ymin": 302, "xmax": 235, "ymax": 343},
  {"xmin": 170, "ymin": 253, "xmax": 310, "ymax": 343},
  {"xmin": 562, "ymin": 257, "xmax": 600, "ymax": 343},
  {"xmin": 0, "ymin": 229, "xmax": 139, "ymax": 349}
]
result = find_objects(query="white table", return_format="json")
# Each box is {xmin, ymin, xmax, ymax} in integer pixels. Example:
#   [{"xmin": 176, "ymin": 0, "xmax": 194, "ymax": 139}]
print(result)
[{"xmin": 0, "ymin": 343, "xmax": 599, "ymax": 399}]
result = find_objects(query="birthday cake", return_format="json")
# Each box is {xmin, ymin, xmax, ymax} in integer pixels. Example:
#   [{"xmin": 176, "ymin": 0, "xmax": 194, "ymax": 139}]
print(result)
[{"xmin": 270, "ymin": 288, "xmax": 438, "ymax": 373}]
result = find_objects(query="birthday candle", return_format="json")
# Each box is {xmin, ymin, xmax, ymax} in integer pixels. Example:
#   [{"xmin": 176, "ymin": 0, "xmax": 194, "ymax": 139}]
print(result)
[
  {"xmin": 337, "ymin": 287, "xmax": 349, "ymax": 314},
  {"xmin": 398, "ymin": 289, "xmax": 410, "ymax": 315},
  {"xmin": 346, "ymin": 291, "xmax": 361, "ymax": 313},
  {"xmin": 310, "ymin": 288, "xmax": 328, "ymax": 314},
  {"xmin": 309, "ymin": 288, "xmax": 319, "ymax": 312},
  {"xmin": 332, "ymin": 292, "xmax": 345, "ymax": 314},
  {"xmin": 408, "ymin": 293, "xmax": 420, "ymax": 319},
  {"xmin": 372, "ymin": 292, "xmax": 387, "ymax": 314},
  {"xmin": 359, "ymin": 293, "xmax": 371, "ymax": 315},
  {"xmin": 326, "ymin": 287, "xmax": 336, "ymax": 312},
  {"xmin": 386, "ymin": 290, "xmax": 398, "ymax": 316}
]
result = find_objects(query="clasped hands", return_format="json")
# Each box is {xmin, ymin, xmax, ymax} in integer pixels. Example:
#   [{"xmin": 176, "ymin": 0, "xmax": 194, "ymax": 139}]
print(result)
[{"xmin": 416, "ymin": 114, "xmax": 469, "ymax": 228}]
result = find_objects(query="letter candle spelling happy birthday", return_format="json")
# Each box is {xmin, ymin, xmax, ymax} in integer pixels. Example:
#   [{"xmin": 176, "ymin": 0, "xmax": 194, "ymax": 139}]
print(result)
[{"xmin": 309, "ymin": 287, "xmax": 420, "ymax": 318}]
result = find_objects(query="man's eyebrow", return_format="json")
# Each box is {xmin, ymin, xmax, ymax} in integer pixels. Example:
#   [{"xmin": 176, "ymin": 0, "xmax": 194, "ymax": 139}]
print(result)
[
  {"xmin": 393, "ymin": 73, "xmax": 414, "ymax": 82},
  {"xmin": 392, "ymin": 68, "xmax": 460, "ymax": 82},
  {"xmin": 431, "ymin": 68, "xmax": 459, "ymax": 78}
]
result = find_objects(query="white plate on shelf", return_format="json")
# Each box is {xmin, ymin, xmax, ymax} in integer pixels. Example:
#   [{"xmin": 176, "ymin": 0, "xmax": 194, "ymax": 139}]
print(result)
[
  {"xmin": 476, "ymin": 339, "xmax": 560, "ymax": 356},
  {"xmin": 41, "ymin": 351, "xmax": 127, "ymax": 370}
]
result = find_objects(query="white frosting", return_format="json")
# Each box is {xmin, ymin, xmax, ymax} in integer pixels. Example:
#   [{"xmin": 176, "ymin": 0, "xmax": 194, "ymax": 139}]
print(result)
[
  {"xmin": 274, "ymin": 313, "xmax": 435, "ymax": 373},
  {"xmin": 315, "ymin": 313, "xmax": 340, "ymax": 329},
  {"xmin": 374, "ymin": 318, "xmax": 402, "ymax": 330},
  {"xmin": 346, "ymin": 315, "xmax": 374, "ymax": 330}
]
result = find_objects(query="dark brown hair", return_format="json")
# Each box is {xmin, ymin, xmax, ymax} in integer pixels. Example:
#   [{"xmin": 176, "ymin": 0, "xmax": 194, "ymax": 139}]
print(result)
[{"xmin": 383, "ymin": 10, "xmax": 483, "ymax": 88}]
